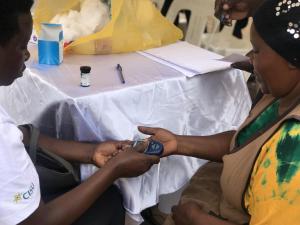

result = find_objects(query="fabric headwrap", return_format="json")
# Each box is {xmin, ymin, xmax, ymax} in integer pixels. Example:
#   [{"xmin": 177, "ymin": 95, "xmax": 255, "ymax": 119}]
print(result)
[{"xmin": 253, "ymin": 0, "xmax": 300, "ymax": 68}]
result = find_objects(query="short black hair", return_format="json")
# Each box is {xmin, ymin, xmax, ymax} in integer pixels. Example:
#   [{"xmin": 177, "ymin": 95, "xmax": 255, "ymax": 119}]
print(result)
[{"xmin": 0, "ymin": 0, "xmax": 34, "ymax": 45}]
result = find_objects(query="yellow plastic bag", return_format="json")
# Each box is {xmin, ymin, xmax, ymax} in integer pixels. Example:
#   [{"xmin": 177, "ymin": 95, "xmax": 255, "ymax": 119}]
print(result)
[{"xmin": 33, "ymin": 0, "xmax": 183, "ymax": 55}]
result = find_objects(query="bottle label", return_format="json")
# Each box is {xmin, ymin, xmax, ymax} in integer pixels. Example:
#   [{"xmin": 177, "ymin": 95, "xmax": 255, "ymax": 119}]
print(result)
[{"xmin": 81, "ymin": 72, "xmax": 90, "ymax": 87}]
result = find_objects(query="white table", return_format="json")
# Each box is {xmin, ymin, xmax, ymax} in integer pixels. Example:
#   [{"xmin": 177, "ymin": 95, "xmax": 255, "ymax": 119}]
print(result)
[{"xmin": 0, "ymin": 43, "xmax": 251, "ymax": 221}]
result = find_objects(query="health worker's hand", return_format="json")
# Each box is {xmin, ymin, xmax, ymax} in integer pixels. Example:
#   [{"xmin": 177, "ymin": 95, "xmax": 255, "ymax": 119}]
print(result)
[
  {"xmin": 92, "ymin": 141, "xmax": 131, "ymax": 168},
  {"xmin": 106, "ymin": 147, "xmax": 160, "ymax": 179}
]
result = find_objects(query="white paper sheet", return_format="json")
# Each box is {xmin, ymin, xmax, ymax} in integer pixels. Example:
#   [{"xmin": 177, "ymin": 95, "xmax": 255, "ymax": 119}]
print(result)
[
  {"xmin": 139, "ymin": 42, "xmax": 249, "ymax": 77},
  {"xmin": 138, "ymin": 51, "xmax": 198, "ymax": 77},
  {"xmin": 219, "ymin": 53, "xmax": 250, "ymax": 63}
]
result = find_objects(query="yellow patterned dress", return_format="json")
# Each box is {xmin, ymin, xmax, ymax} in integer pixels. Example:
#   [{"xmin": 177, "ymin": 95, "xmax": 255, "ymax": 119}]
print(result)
[{"xmin": 244, "ymin": 120, "xmax": 300, "ymax": 224}]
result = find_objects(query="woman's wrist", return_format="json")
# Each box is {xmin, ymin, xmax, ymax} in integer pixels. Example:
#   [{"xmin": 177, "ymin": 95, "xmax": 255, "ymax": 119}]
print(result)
[{"xmin": 174, "ymin": 135, "xmax": 182, "ymax": 155}]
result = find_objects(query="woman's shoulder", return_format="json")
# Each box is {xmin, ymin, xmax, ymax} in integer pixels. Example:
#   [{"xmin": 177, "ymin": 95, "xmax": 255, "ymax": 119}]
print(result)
[
  {"xmin": 268, "ymin": 119, "xmax": 300, "ymax": 160},
  {"xmin": 279, "ymin": 119, "xmax": 300, "ymax": 136}
]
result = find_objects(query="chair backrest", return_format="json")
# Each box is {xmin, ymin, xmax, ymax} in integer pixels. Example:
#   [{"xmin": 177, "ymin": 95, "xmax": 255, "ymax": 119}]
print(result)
[
  {"xmin": 203, "ymin": 18, "xmax": 253, "ymax": 56},
  {"xmin": 166, "ymin": 0, "xmax": 218, "ymax": 46},
  {"xmin": 202, "ymin": 20, "xmax": 237, "ymax": 49},
  {"xmin": 151, "ymin": 0, "xmax": 166, "ymax": 10}
]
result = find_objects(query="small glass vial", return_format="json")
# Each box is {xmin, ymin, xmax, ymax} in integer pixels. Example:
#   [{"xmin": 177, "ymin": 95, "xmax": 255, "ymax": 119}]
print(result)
[{"xmin": 80, "ymin": 66, "xmax": 91, "ymax": 87}]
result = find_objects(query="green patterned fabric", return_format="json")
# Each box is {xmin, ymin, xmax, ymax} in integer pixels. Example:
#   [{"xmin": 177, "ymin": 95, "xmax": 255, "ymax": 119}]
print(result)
[{"xmin": 237, "ymin": 100, "xmax": 280, "ymax": 147}]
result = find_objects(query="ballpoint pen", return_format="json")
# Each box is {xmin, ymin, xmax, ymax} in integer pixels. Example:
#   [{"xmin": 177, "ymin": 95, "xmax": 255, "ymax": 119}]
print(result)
[{"xmin": 116, "ymin": 64, "xmax": 126, "ymax": 84}]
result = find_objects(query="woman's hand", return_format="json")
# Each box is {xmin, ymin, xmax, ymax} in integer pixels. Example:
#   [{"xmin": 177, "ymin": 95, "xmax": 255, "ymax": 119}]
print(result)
[
  {"xmin": 138, "ymin": 126, "xmax": 178, "ymax": 157},
  {"xmin": 231, "ymin": 60, "xmax": 253, "ymax": 73},
  {"xmin": 172, "ymin": 201, "xmax": 240, "ymax": 225},
  {"xmin": 92, "ymin": 141, "xmax": 131, "ymax": 167},
  {"xmin": 172, "ymin": 201, "xmax": 204, "ymax": 225},
  {"xmin": 106, "ymin": 148, "xmax": 160, "ymax": 178}
]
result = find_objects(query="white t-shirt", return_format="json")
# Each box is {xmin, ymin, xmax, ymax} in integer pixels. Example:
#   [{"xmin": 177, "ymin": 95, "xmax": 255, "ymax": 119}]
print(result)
[{"xmin": 0, "ymin": 105, "xmax": 40, "ymax": 225}]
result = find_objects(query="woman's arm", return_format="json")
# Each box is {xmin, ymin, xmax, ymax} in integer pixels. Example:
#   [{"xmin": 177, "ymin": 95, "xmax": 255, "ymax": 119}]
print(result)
[
  {"xmin": 176, "ymin": 131, "xmax": 235, "ymax": 162},
  {"xmin": 138, "ymin": 127, "xmax": 235, "ymax": 162},
  {"xmin": 172, "ymin": 202, "xmax": 239, "ymax": 225}
]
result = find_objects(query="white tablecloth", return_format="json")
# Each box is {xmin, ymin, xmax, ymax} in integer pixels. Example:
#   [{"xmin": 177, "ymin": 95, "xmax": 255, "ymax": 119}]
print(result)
[{"xmin": 0, "ymin": 44, "xmax": 251, "ymax": 220}]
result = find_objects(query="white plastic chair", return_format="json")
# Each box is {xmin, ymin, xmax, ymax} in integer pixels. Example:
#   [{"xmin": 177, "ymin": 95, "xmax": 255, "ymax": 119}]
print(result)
[
  {"xmin": 202, "ymin": 18, "xmax": 253, "ymax": 56},
  {"xmin": 165, "ymin": 0, "xmax": 252, "ymax": 56},
  {"xmin": 166, "ymin": 0, "xmax": 218, "ymax": 46}
]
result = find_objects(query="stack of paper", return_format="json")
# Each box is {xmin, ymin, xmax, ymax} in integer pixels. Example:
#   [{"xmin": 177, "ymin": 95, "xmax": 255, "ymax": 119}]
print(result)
[{"xmin": 138, "ymin": 41, "xmax": 248, "ymax": 77}]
